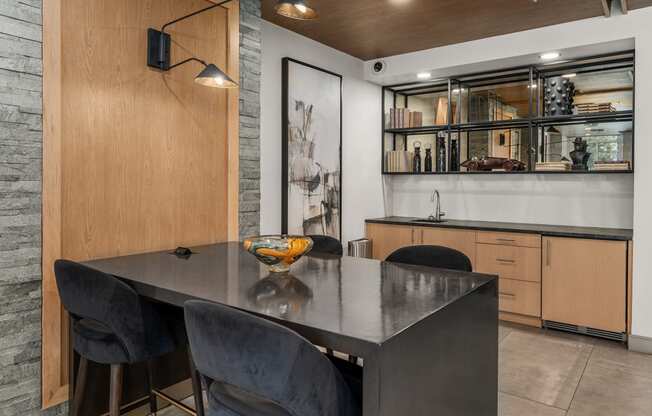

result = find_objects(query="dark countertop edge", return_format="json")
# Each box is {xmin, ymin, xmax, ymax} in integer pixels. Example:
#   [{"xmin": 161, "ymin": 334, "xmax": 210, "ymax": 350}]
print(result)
[
  {"xmin": 383, "ymin": 271, "xmax": 497, "ymax": 344},
  {"xmin": 365, "ymin": 217, "xmax": 633, "ymax": 241}
]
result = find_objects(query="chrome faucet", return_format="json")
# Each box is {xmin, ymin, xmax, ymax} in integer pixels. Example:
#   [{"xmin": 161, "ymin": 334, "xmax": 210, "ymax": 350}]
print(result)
[{"xmin": 428, "ymin": 189, "xmax": 446, "ymax": 222}]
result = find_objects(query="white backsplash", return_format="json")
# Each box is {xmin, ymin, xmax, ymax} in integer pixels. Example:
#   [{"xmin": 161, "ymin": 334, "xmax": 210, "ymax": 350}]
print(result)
[{"xmin": 387, "ymin": 173, "xmax": 634, "ymax": 229}]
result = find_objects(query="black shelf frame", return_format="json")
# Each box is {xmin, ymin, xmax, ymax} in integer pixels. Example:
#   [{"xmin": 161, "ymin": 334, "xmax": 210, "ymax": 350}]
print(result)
[{"xmin": 381, "ymin": 50, "xmax": 635, "ymax": 175}]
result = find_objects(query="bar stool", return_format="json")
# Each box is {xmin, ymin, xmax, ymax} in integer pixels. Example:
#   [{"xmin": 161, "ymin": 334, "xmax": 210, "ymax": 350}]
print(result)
[
  {"xmin": 184, "ymin": 300, "xmax": 361, "ymax": 416},
  {"xmin": 308, "ymin": 234, "xmax": 344, "ymax": 256},
  {"xmin": 54, "ymin": 260, "xmax": 186, "ymax": 416},
  {"xmin": 386, "ymin": 245, "xmax": 473, "ymax": 272}
]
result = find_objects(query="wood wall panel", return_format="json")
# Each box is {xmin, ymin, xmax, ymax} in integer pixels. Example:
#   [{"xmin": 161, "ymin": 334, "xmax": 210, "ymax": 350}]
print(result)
[
  {"xmin": 42, "ymin": 0, "xmax": 239, "ymax": 408},
  {"xmin": 61, "ymin": 0, "xmax": 232, "ymax": 260}
]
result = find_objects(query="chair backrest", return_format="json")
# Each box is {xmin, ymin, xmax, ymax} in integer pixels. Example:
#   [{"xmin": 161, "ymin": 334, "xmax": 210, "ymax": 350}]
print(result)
[
  {"xmin": 308, "ymin": 235, "xmax": 343, "ymax": 256},
  {"xmin": 385, "ymin": 245, "xmax": 472, "ymax": 272},
  {"xmin": 185, "ymin": 300, "xmax": 357, "ymax": 416},
  {"xmin": 54, "ymin": 259, "xmax": 169, "ymax": 363}
]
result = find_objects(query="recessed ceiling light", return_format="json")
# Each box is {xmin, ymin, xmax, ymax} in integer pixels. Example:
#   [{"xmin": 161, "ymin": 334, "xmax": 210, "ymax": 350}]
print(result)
[
  {"xmin": 540, "ymin": 52, "xmax": 561, "ymax": 60},
  {"xmin": 417, "ymin": 72, "xmax": 431, "ymax": 79},
  {"xmin": 562, "ymin": 73, "xmax": 577, "ymax": 78}
]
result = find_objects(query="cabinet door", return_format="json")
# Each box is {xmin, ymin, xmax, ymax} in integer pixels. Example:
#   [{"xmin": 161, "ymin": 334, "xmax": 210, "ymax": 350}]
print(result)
[
  {"xmin": 366, "ymin": 223, "xmax": 415, "ymax": 260},
  {"xmin": 542, "ymin": 237, "xmax": 626, "ymax": 333},
  {"xmin": 420, "ymin": 228, "xmax": 477, "ymax": 267}
]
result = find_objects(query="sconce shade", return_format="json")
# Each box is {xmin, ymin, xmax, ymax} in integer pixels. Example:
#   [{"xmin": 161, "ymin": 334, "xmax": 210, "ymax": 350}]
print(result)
[
  {"xmin": 194, "ymin": 64, "xmax": 238, "ymax": 88},
  {"xmin": 275, "ymin": 0, "xmax": 318, "ymax": 20}
]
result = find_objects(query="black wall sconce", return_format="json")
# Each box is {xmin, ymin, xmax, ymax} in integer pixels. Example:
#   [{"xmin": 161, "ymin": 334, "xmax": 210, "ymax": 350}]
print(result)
[
  {"xmin": 147, "ymin": 0, "xmax": 318, "ymax": 87},
  {"xmin": 147, "ymin": 0, "xmax": 238, "ymax": 88}
]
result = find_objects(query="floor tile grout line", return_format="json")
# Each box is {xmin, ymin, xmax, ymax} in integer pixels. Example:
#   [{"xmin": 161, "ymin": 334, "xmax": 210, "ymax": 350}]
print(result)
[
  {"xmin": 566, "ymin": 342, "xmax": 595, "ymax": 412},
  {"xmin": 500, "ymin": 391, "xmax": 569, "ymax": 412}
]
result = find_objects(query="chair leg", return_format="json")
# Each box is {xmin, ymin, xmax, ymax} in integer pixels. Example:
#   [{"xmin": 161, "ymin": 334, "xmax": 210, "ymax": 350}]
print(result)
[
  {"xmin": 188, "ymin": 348, "xmax": 205, "ymax": 416},
  {"xmin": 109, "ymin": 363, "xmax": 123, "ymax": 416},
  {"xmin": 145, "ymin": 360, "xmax": 158, "ymax": 415},
  {"xmin": 72, "ymin": 357, "xmax": 88, "ymax": 416}
]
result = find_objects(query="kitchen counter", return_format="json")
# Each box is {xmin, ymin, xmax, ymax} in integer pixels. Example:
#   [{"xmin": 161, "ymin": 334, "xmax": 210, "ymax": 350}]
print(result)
[{"xmin": 365, "ymin": 216, "xmax": 633, "ymax": 241}]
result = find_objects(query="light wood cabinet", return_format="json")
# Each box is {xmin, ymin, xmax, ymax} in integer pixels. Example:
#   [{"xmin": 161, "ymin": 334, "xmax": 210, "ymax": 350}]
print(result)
[
  {"xmin": 498, "ymin": 279, "xmax": 541, "ymax": 317},
  {"xmin": 475, "ymin": 233, "xmax": 542, "ymax": 323},
  {"xmin": 542, "ymin": 237, "xmax": 627, "ymax": 333},
  {"xmin": 420, "ymin": 227, "xmax": 477, "ymax": 266},
  {"xmin": 366, "ymin": 223, "xmax": 476, "ymax": 264},
  {"xmin": 476, "ymin": 244, "xmax": 541, "ymax": 282},
  {"xmin": 366, "ymin": 222, "xmax": 631, "ymax": 332},
  {"xmin": 477, "ymin": 231, "xmax": 541, "ymax": 248},
  {"xmin": 366, "ymin": 223, "xmax": 416, "ymax": 260}
]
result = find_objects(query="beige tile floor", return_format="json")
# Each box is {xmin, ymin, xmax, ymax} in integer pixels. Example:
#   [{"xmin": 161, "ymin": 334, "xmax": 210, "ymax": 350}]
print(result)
[{"xmin": 128, "ymin": 323, "xmax": 652, "ymax": 416}]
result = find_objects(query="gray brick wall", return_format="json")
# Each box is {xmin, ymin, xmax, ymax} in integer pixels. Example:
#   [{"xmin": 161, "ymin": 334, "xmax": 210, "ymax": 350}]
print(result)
[
  {"xmin": 0, "ymin": 0, "xmax": 66, "ymax": 413},
  {"xmin": 239, "ymin": 0, "xmax": 261, "ymax": 239},
  {"xmin": 0, "ymin": 1, "xmax": 66, "ymax": 415}
]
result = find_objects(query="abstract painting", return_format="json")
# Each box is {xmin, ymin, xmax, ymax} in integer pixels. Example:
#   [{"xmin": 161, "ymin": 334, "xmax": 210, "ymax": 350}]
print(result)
[{"xmin": 282, "ymin": 58, "xmax": 342, "ymax": 241}]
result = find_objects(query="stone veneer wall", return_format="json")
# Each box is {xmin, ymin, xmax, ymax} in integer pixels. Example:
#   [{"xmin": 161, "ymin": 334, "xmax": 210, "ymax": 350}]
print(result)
[
  {"xmin": 0, "ymin": 0, "xmax": 260, "ymax": 414},
  {"xmin": 0, "ymin": 0, "xmax": 64, "ymax": 414},
  {"xmin": 239, "ymin": 0, "xmax": 261, "ymax": 239}
]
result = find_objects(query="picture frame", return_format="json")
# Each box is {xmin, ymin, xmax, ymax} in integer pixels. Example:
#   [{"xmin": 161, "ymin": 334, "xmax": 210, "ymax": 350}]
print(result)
[{"xmin": 282, "ymin": 58, "xmax": 343, "ymax": 241}]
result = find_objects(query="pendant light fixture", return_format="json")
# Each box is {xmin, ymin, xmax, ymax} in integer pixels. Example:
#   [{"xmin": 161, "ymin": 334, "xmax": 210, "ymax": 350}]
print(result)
[
  {"xmin": 147, "ymin": 0, "xmax": 238, "ymax": 89},
  {"xmin": 275, "ymin": 0, "xmax": 319, "ymax": 20}
]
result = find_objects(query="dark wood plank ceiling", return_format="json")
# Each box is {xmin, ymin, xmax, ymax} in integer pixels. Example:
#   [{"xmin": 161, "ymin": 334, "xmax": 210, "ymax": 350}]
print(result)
[{"xmin": 262, "ymin": 0, "xmax": 617, "ymax": 60}]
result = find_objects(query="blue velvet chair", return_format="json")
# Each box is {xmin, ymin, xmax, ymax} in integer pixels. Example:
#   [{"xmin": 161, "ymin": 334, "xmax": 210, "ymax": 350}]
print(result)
[
  {"xmin": 308, "ymin": 234, "xmax": 344, "ymax": 256},
  {"xmin": 184, "ymin": 300, "xmax": 361, "ymax": 416},
  {"xmin": 386, "ymin": 245, "xmax": 473, "ymax": 272},
  {"xmin": 54, "ymin": 259, "xmax": 186, "ymax": 416}
]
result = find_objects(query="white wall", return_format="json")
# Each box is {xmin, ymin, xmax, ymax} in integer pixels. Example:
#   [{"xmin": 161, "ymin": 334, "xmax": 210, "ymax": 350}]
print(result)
[
  {"xmin": 364, "ymin": 7, "xmax": 652, "ymax": 342},
  {"xmin": 390, "ymin": 175, "xmax": 633, "ymax": 228},
  {"xmin": 260, "ymin": 22, "xmax": 384, "ymax": 246}
]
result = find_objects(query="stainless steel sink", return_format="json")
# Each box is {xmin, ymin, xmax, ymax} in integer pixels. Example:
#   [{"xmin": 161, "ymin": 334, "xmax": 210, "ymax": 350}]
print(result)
[{"xmin": 414, "ymin": 218, "xmax": 448, "ymax": 224}]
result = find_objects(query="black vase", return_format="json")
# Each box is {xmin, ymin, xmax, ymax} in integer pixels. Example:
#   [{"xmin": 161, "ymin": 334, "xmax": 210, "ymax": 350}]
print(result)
[
  {"xmin": 413, "ymin": 146, "xmax": 422, "ymax": 173},
  {"xmin": 437, "ymin": 136, "xmax": 447, "ymax": 172},
  {"xmin": 450, "ymin": 139, "xmax": 459, "ymax": 171},
  {"xmin": 424, "ymin": 148, "xmax": 433, "ymax": 172}
]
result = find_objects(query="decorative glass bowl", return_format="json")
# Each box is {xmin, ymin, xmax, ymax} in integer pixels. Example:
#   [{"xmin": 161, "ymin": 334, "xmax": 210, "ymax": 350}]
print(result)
[{"xmin": 243, "ymin": 235, "xmax": 314, "ymax": 273}]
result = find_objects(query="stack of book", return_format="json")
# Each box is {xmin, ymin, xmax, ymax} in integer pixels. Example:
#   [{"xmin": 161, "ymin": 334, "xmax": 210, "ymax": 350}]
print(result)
[
  {"xmin": 593, "ymin": 161, "xmax": 631, "ymax": 171},
  {"xmin": 385, "ymin": 151, "xmax": 413, "ymax": 172},
  {"xmin": 535, "ymin": 161, "xmax": 572, "ymax": 171},
  {"xmin": 575, "ymin": 103, "xmax": 616, "ymax": 114},
  {"xmin": 389, "ymin": 108, "xmax": 423, "ymax": 128}
]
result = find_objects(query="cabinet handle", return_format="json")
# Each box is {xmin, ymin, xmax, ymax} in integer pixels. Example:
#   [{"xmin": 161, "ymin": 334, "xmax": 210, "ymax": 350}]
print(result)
[
  {"xmin": 496, "ymin": 238, "xmax": 516, "ymax": 243},
  {"xmin": 499, "ymin": 292, "xmax": 516, "ymax": 298},
  {"xmin": 421, "ymin": 229, "xmax": 424, "ymax": 244},
  {"xmin": 412, "ymin": 229, "xmax": 415, "ymax": 244},
  {"xmin": 496, "ymin": 258, "xmax": 515, "ymax": 264},
  {"xmin": 546, "ymin": 240, "xmax": 551, "ymax": 266}
]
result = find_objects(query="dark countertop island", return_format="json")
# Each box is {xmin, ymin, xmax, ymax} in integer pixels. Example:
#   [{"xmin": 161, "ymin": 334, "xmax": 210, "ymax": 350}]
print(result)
[
  {"xmin": 366, "ymin": 216, "xmax": 633, "ymax": 241},
  {"xmin": 83, "ymin": 242, "xmax": 499, "ymax": 416}
]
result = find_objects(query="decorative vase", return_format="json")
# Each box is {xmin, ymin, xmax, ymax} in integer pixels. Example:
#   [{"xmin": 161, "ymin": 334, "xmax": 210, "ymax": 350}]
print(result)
[
  {"xmin": 424, "ymin": 146, "xmax": 433, "ymax": 172},
  {"xmin": 243, "ymin": 235, "xmax": 313, "ymax": 273},
  {"xmin": 450, "ymin": 138, "xmax": 459, "ymax": 171},
  {"xmin": 436, "ymin": 134, "xmax": 447, "ymax": 172},
  {"xmin": 412, "ymin": 141, "xmax": 422, "ymax": 172}
]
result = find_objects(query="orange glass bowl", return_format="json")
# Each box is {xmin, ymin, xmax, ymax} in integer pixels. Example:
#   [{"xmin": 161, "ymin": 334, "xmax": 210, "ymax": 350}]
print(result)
[{"xmin": 243, "ymin": 235, "xmax": 314, "ymax": 273}]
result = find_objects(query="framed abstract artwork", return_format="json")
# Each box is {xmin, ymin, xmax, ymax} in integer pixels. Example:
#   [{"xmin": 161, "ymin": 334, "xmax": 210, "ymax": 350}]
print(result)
[{"xmin": 282, "ymin": 58, "xmax": 342, "ymax": 241}]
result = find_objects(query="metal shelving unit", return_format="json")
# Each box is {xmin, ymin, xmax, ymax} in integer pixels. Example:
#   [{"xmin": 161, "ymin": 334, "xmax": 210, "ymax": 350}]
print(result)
[{"xmin": 381, "ymin": 51, "xmax": 635, "ymax": 175}]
